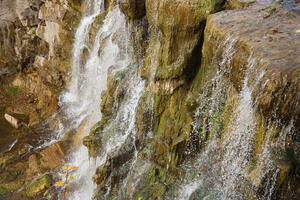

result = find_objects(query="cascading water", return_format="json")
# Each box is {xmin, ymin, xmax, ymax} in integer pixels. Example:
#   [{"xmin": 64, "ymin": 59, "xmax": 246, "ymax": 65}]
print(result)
[
  {"xmin": 60, "ymin": 0, "xmax": 104, "ymax": 132},
  {"xmin": 55, "ymin": 2, "xmax": 132, "ymax": 199},
  {"xmin": 173, "ymin": 38, "xmax": 269, "ymax": 200},
  {"xmin": 218, "ymin": 57, "xmax": 265, "ymax": 199},
  {"xmin": 63, "ymin": 7, "xmax": 128, "ymax": 200},
  {"xmin": 35, "ymin": 0, "xmax": 105, "ymax": 150},
  {"xmin": 173, "ymin": 37, "xmax": 238, "ymax": 200}
]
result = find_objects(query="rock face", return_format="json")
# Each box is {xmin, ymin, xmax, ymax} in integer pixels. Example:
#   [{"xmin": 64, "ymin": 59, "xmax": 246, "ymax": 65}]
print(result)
[
  {"xmin": 184, "ymin": 4, "xmax": 300, "ymax": 199},
  {"xmin": 85, "ymin": 1, "xmax": 300, "ymax": 200},
  {"xmin": 1, "ymin": 0, "xmax": 300, "ymax": 199},
  {"xmin": 0, "ymin": 0, "xmax": 82, "ymax": 125},
  {"xmin": 142, "ymin": 0, "xmax": 224, "ymax": 80},
  {"xmin": 0, "ymin": 0, "xmax": 83, "ymax": 198}
]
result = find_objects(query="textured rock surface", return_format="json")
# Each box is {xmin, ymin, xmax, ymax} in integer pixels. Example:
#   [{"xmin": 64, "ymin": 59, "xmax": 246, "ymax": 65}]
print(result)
[
  {"xmin": 120, "ymin": 0, "xmax": 146, "ymax": 19},
  {"xmin": 0, "ymin": 0, "xmax": 82, "ymax": 125},
  {"xmin": 185, "ymin": 4, "xmax": 300, "ymax": 199},
  {"xmin": 0, "ymin": 0, "xmax": 83, "ymax": 198},
  {"xmin": 1, "ymin": 0, "xmax": 300, "ymax": 199},
  {"xmin": 88, "ymin": 1, "xmax": 300, "ymax": 199}
]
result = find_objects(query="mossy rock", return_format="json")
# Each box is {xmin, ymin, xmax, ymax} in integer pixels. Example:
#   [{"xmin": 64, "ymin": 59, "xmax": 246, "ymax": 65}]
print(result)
[
  {"xmin": 25, "ymin": 175, "xmax": 52, "ymax": 197},
  {"xmin": 0, "ymin": 187, "xmax": 9, "ymax": 198},
  {"xmin": 133, "ymin": 166, "xmax": 167, "ymax": 200}
]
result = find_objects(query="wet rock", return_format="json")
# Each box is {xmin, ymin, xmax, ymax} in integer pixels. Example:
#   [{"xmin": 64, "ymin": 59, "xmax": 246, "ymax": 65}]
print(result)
[
  {"xmin": 100, "ymin": 66, "xmax": 127, "ymax": 119},
  {"xmin": 141, "ymin": 0, "xmax": 224, "ymax": 80},
  {"xmin": 94, "ymin": 159, "xmax": 112, "ymax": 189},
  {"xmin": 206, "ymin": 3, "xmax": 300, "ymax": 126},
  {"xmin": 27, "ymin": 154, "xmax": 42, "ymax": 176},
  {"xmin": 93, "ymin": 135, "xmax": 135, "ymax": 196},
  {"xmin": 83, "ymin": 122, "xmax": 103, "ymax": 158}
]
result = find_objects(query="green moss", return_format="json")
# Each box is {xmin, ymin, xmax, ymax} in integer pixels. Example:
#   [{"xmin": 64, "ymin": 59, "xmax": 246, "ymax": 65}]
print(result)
[
  {"xmin": 6, "ymin": 86, "xmax": 20, "ymax": 95},
  {"xmin": 197, "ymin": 0, "xmax": 224, "ymax": 20},
  {"xmin": 252, "ymin": 114, "xmax": 267, "ymax": 165},
  {"xmin": 25, "ymin": 175, "xmax": 52, "ymax": 197},
  {"xmin": 220, "ymin": 88, "xmax": 238, "ymax": 136},
  {"xmin": 115, "ymin": 69, "xmax": 127, "ymax": 83},
  {"xmin": 0, "ymin": 187, "xmax": 9, "ymax": 198},
  {"xmin": 135, "ymin": 167, "xmax": 167, "ymax": 200}
]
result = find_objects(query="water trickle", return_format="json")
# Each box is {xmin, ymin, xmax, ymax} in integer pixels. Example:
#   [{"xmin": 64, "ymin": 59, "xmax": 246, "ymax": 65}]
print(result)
[
  {"xmin": 189, "ymin": 37, "xmax": 236, "ymax": 153},
  {"xmin": 219, "ymin": 56, "xmax": 264, "ymax": 200},
  {"xmin": 175, "ymin": 39, "xmax": 267, "ymax": 200}
]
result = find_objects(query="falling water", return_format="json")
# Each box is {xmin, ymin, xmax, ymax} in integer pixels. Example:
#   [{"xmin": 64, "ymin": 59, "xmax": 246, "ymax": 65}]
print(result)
[
  {"xmin": 174, "ymin": 37, "xmax": 238, "ymax": 200},
  {"xmin": 175, "ymin": 39, "xmax": 267, "ymax": 200},
  {"xmin": 61, "ymin": 0, "xmax": 105, "ymax": 130},
  {"xmin": 95, "ymin": 72, "xmax": 145, "ymax": 167},
  {"xmin": 219, "ymin": 57, "xmax": 264, "ymax": 199},
  {"xmin": 36, "ymin": 0, "xmax": 105, "ymax": 149},
  {"xmin": 56, "ymin": 3, "xmax": 131, "ymax": 199}
]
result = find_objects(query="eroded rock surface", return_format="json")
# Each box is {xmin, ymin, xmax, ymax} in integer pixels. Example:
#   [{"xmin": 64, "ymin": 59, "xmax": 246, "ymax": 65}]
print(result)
[{"xmin": 87, "ymin": 1, "xmax": 300, "ymax": 199}]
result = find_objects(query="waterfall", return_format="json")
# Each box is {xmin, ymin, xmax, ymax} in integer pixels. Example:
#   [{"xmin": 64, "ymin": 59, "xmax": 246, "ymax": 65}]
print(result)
[
  {"xmin": 174, "ymin": 38, "xmax": 267, "ymax": 200},
  {"xmin": 60, "ymin": 0, "xmax": 104, "ymax": 130},
  {"xmin": 36, "ymin": 0, "xmax": 105, "ymax": 149},
  {"xmin": 174, "ymin": 37, "xmax": 238, "ymax": 200},
  {"xmin": 219, "ymin": 57, "xmax": 265, "ymax": 199},
  {"xmin": 54, "ymin": 1, "xmax": 133, "ymax": 199}
]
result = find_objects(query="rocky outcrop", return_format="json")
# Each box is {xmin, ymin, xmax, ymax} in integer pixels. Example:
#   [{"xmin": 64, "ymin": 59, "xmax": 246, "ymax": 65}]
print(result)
[
  {"xmin": 142, "ymin": 0, "xmax": 224, "ymax": 80},
  {"xmin": 180, "ymin": 3, "xmax": 300, "ymax": 199},
  {"xmin": 0, "ymin": 0, "xmax": 82, "ymax": 125},
  {"xmin": 0, "ymin": 1, "xmax": 84, "ymax": 198},
  {"xmin": 2, "ymin": 0, "xmax": 299, "ymax": 199},
  {"xmin": 88, "ymin": 1, "xmax": 300, "ymax": 199}
]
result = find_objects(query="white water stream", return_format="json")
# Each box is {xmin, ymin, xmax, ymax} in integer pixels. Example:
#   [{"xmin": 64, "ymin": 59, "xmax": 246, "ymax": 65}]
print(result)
[{"xmin": 56, "ymin": 1, "xmax": 138, "ymax": 199}]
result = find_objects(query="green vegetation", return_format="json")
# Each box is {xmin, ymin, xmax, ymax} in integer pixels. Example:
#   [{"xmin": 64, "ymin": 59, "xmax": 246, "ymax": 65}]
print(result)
[
  {"xmin": 6, "ymin": 86, "xmax": 20, "ymax": 95},
  {"xmin": 0, "ymin": 187, "xmax": 9, "ymax": 198},
  {"xmin": 25, "ymin": 175, "xmax": 52, "ymax": 197}
]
